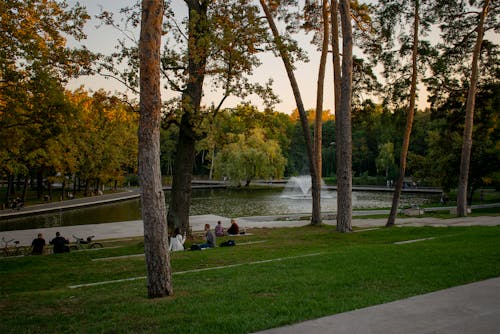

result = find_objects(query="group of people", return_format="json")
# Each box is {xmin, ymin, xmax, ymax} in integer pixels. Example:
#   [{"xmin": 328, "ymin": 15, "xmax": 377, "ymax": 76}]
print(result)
[
  {"xmin": 30, "ymin": 220, "xmax": 242, "ymax": 254},
  {"xmin": 215, "ymin": 219, "xmax": 241, "ymax": 237},
  {"xmin": 8, "ymin": 197, "xmax": 24, "ymax": 210},
  {"xmin": 169, "ymin": 219, "xmax": 242, "ymax": 252},
  {"xmin": 31, "ymin": 232, "xmax": 70, "ymax": 255}
]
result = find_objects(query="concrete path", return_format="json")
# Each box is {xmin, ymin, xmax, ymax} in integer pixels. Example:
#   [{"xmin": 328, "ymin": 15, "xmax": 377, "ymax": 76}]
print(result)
[
  {"xmin": 0, "ymin": 189, "xmax": 141, "ymax": 220},
  {"xmin": 252, "ymin": 277, "xmax": 500, "ymax": 334},
  {"xmin": 2, "ymin": 213, "xmax": 499, "ymax": 247},
  {"xmin": 0, "ymin": 214, "xmax": 228, "ymax": 246}
]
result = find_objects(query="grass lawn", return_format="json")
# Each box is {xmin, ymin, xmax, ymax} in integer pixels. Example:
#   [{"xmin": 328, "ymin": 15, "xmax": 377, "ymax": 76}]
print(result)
[{"xmin": 1, "ymin": 225, "xmax": 499, "ymax": 333}]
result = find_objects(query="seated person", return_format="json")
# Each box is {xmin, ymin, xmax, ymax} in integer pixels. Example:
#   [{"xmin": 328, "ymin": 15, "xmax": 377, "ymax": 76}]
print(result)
[
  {"xmin": 31, "ymin": 233, "xmax": 46, "ymax": 255},
  {"xmin": 169, "ymin": 228, "xmax": 186, "ymax": 252},
  {"xmin": 198, "ymin": 224, "xmax": 216, "ymax": 249},
  {"xmin": 215, "ymin": 221, "xmax": 225, "ymax": 237},
  {"xmin": 227, "ymin": 219, "xmax": 239, "ymax": 235},
  {"xmin": 50, "ymin": 232, "xmax": 70, "ymax": 253}
]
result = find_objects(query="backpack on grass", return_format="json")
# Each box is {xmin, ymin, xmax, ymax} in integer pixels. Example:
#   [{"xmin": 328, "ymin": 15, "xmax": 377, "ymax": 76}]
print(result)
[{"xmin": 220, "ymin": 240, "xmax": 236, "ymax": 247}]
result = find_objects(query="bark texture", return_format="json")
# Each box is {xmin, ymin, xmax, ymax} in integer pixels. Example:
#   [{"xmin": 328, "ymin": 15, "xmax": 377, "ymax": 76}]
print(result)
[
  {"xmin": 336, "ymin": 0, "xmax": 353, "ymax": 232},
  {"xmin": 457, "ymin": 0, "xmax": 490, "ymax": 217},
  {"xmin": 314, "ymin": 0, "xmax": 330, "ymax": 183},
  {"xmin": 139, "ymin": 0, "xmax": 173, "ymax": 297},
  {"xmin": 386, "ymin": 0, "xmax": 419, "ymax": 227},
  {"xmin": 331, "ymin": 0, "xmax": 341, "ymax": 113},
  {"xmin": 167, "ymin": 0, "xmax": 208, "ymax": 233}
]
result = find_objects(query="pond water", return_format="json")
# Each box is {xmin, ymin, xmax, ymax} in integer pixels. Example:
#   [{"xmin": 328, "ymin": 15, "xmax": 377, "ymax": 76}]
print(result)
[{"xmin": 0, "ymin": 188, "xmax": 439, "ymax": 231}]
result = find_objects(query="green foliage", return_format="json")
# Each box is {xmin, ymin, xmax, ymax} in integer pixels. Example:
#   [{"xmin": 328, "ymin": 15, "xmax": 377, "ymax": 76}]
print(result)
[
  {"xmin": 418, "ymin": 82, "xmax": 500, "ymax": 192},
  {"xmin": 69, "ymin": 90, "xmax": 139, "ymax": 188},
  {"xmin": 353, "ymin": 172, "xmax": 386, "ymax": 186},
  {"xmin": 375, "ymin": 142, "xmax": 395, "ymax": 178},
  {"xmin": 425, "ymin": 0, "xmax": 499, "ymax": 108},
  {"xmin": 214, "ymin": 128, "xmax": 286, "ymax": 186}
]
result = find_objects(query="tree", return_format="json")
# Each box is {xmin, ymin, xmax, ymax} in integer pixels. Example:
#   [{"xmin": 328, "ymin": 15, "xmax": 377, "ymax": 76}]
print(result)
[
  {"xmin": 422, "ymin": 82, "xmax": 499, "ymax": 198},
  {"xmin": 427, "ymin": 0, "xmax": 498, "ymax": 214},
  {"xmin": 457, "ymin": 0, "xmax": 491, "ymax": 216},
  {"xmin": 374, "ymin": 0, "xmax": 437, "ymax": 227},
  {"xmin": 376, "ymin": 142, "xmax": 395, "ymax": 179},
  {"xmin": 0, "ymin": 0, "xmax": 95, "ymax": 204},
  {"xmin": 335, "ymin": 0, "xmax": 354, "ymax": 232},
  {"xmin": 214, "ymin": 128, "xmax": 286, "ymax": 186},
  {"xmin": 307, "ymin": 0, "xmax": 330, "ymax": 197},
  {"xmin": 385, "ymin": 0, "xmax": 420, "ymax": 227},
  {"xmin": 259, "ymin": 0, "xmax": 321, "ymax": 225},
  {"xmin": 99, "ymin": 1, "xmax": 272, "ymax": 234},
  {"xmin": 138, "ymin": 0, "xmax": 172, "ymax": 298},
  {"xmin": 330, "ymin": 0, "xmax": 375, "ymax": 232}
]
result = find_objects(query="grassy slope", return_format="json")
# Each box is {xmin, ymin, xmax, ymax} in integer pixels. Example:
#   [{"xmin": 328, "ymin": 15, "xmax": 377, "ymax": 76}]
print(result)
[{"xmin": 1, "ymin": 225, "xmax": 499, "ymax": 333}]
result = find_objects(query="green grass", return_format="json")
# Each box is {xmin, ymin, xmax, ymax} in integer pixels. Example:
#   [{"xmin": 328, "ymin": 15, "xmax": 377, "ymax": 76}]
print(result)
[{"xmin": 1, "ymin": 226, "xmax": 499, "ymax": 333}]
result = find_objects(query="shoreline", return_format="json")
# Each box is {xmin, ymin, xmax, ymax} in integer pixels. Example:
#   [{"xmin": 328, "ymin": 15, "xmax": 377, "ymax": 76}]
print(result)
[
  {"xmin": 0, "ymin": 184, "xmax": 443, "ymax": 220},
  {"xmin": 1, "ymin": 213, "xmax": 499, "ymax": 247}
]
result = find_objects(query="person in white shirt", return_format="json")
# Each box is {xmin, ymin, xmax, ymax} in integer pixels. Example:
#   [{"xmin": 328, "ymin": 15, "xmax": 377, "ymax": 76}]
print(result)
[{"xmin": 169, "ymin": 228, "xmax": 186, "ymax": 252}]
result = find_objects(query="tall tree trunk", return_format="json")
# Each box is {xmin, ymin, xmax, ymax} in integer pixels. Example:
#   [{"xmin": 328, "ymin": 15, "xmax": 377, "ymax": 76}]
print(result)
[
  {"xmin": 209, "ymin": 145, "xmax": 215, "ymax": 180},
  {"xmin": 331, "ymin": 0, "xmax": 343, "ymax": 230},
  {"xmin": 167, "ymin": 0, "xmax": 208, "ymax": 234},
  {"xmin": 167, "ymin": 113, "xmax": 196, "ymax": 233},
  {"xmin": 315, "ymin": 0, "xmax": 330, "ymax": 177},
  {"xmin": 331, "ymin": 0, "xmax": 341, "ymax": 118},
  {"xmin": 259, "ymin": 0, "xmax": 321, "ymax": 225},
  {"xmin": 312, "ymin": 0, "xmax": 330, "ymax": 224},
  {"xmin": 386, "ymin": 0, "xmax": 419, "ymax": 227},
  {"xmin": 336, "ymin": 0, "xmax": 353, "ymax": 232},
  {"xmin": 47, "ymin": 181, "xmax": 52, "ymax": 201},
  {"xmin": 139, "ymin": 0, "xmax": 172, "ymax": 298},
  {"xmin": 37, "ymin": 169, "xmax": 43, "ymax": 199},
  {"xmin": 22, "ymin": 177, "xmax": 29, "ymax": 202},
  {"xmin": 457, "ymin": 0, "xmax": 490, "ymax": 217},
  {"xmin": 16, "ymin": 175, "xmax": 22, "ymax": 191},
  {"xmin": 4, "ymin": 174, "xmax": 12, "ymax": 207},
  {"xmin": 84, "ymin": 179, "xmax": 89, "ymax": 197},
  {"xmin": 61, "ymin": 178, "xmax": 66, "ymax": 200}
]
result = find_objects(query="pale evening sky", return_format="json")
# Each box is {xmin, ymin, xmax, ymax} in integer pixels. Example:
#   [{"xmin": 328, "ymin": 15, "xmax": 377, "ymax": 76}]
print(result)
[
  {"xmin": 66, "ymin": 0, "xmax": 496, "ymax": 114},
  {"xmin": 68, "ymin": 0, "xmax": 339, "ymax": 114}
]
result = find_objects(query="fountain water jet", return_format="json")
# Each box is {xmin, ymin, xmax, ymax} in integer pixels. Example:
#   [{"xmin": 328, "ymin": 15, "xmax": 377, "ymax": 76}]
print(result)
[{"xmin": 281, "ymin": 176, "xmax": 335, "ymax": 199}]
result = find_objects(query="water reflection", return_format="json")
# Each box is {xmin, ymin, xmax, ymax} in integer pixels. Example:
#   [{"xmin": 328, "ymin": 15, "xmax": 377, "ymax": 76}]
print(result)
[{"xmin": 1, "ymin": 188, "xmax": 439, "ymax": 231}]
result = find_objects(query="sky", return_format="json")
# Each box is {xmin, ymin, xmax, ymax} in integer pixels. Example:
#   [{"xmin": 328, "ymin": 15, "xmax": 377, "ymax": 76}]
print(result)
[
  {"xmin": 66, "ymin": 0, "xmax": 497, "ymax": 115},
  {"xmin": 67, "ymin": 0, "xmax": 340, "ymax": 114}
]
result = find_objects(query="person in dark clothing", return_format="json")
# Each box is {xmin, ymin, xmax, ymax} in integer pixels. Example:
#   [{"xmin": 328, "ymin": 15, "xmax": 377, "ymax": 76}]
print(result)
[
  {"xmin": 31, "ymin": 233, "xmax": 46, "ymax": 255},
  {"xmin": 227, "ymin": 219, "xmax": 239, "ymax": 235},
  {"xmin": 50, "ymin": 232, "xmax": 70, "ymax": 253}
]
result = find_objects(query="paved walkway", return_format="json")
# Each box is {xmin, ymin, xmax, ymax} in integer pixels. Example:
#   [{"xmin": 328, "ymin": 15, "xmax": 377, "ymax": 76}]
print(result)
[
  {"xmin": 0, "ymin": 189, "xmax": 141, "ymax": 220},
  {"xmin": 2, "ymin": 213, "xmax": 500, "ymax": 247},
  {"xmin": 252, "ymin": 276, "xmax": 500, "ymax": 334}
]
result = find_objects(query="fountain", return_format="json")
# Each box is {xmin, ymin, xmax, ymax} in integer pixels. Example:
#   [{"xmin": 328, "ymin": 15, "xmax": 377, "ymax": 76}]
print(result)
[
  {"xmin": 1, "ymin": 185, "xmax": 439, "ymax": 231},
  {"xmin": 281, "ymin": 175, "xmax": 335, "ymax": 199}
]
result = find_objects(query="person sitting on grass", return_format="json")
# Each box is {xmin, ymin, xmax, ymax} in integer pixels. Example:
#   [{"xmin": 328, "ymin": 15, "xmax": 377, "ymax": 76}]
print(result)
[
  {"xmin": 199, "ymin": 224, "xmax": 216, "ymax": 249},
  {"xmin": 50, "ymin": 232, "xmax": 70, "ymax": 253},
  {"xmin": 227, "ymin": 219, "xmax": 239, "ymax": 235},
  {"xmin": 169, "ymin": 228, "xmax": 186, "ymax": 252},
  {"xmin": 31, "ymin": 233, "xmax": 46, "ymax": 255},
  {"xmin": 215, "ymin": 221, "xmax": 225, "ymax": 237}
]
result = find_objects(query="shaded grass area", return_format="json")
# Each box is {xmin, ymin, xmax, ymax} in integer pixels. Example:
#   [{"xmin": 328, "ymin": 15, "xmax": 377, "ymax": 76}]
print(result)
[{"xmin": 1, "ymin": 225, "xmax": 499, "ymax": 333}]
